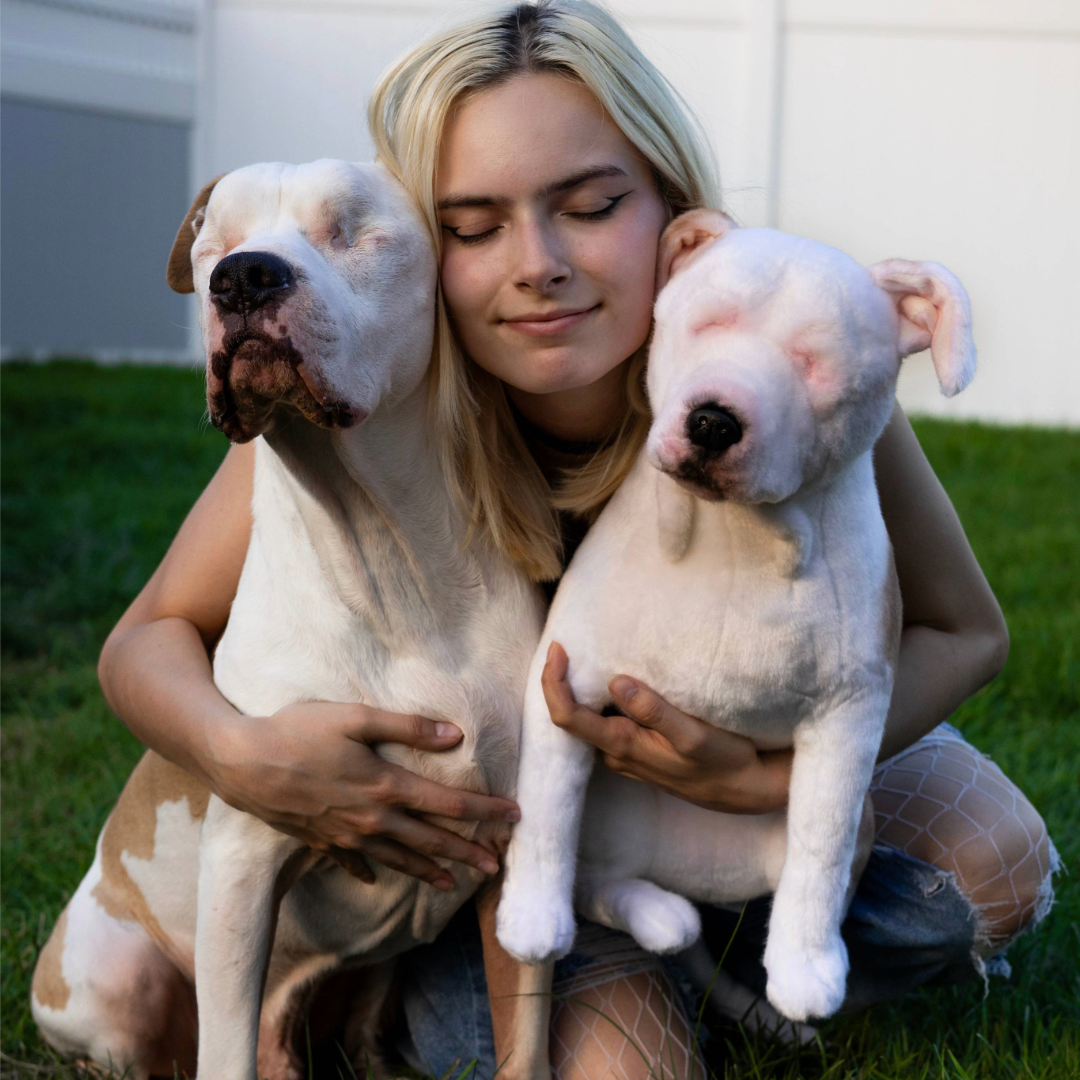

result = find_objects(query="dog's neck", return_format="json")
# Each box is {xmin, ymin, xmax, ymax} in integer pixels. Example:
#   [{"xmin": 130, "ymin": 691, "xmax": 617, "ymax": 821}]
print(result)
[
  {"xmin": 261, "ymin": 374, "xmax": 490, "ymax": 643},
  {"xmin": 660, "ymin": 452, "xmax": 875, "ymax": 579}
]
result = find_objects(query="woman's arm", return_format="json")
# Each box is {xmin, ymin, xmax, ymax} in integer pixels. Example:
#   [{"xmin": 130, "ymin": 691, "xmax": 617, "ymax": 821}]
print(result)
[
  {"xmin": 544, "ymin": 404, "xmax": 1009, "ymax": 812},
  {"xmin": 99, "ymin": 443, "xmax": 516, "ymax": 888}
]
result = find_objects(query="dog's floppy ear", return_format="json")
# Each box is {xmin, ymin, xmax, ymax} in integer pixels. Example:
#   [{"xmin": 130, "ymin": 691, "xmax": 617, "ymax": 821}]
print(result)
[
  {"xmin": 166, "ymin": 174, "xmax": 225, "ymax": 294},
  {"xmin": 869, "ymin": 259, "xmax": 976, "ymax": 397},
  {"xmin": 656, "ymin": 209, "xmax": 736, "ymax": 292}
]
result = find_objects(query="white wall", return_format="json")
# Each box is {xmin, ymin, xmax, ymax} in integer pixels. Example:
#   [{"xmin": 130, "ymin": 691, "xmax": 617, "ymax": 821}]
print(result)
[{"xmin": 193, "ymin": 0, "xmax": 1079, "ymax": 425}]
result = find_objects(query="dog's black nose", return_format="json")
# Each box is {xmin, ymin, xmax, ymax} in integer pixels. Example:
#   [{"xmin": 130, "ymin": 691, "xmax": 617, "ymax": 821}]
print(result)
[
  {"xmin": 209, "ymin": 252, "xmax": 294, "ymax": 314},
  {"xmin": 687, "ymin": 405, "xmax": 743, "ymax": 454}
]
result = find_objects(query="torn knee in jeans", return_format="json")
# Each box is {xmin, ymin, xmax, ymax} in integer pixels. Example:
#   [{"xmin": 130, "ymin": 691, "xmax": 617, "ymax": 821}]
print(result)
[{"xmin": 870, "ymin": 724, "xmax": 1061, "ymax": 964}]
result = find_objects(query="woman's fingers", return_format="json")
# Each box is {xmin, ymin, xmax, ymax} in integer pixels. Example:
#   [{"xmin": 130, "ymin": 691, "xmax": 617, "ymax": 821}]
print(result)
[
  {"xmin": 350, "ymin": 836, "xmax": 456, "ymax": 890},
  {"xmin": 608, "ymin": 676, "xmax": 707, "ymax": 758},
  {"xmin": 343, "ymin": 705, "xmax": 463, "ymax": 749},
  {"xmin": 326, "ymin": 845, "xmax": 376, "ymax": 883},
  {"xmin": 385, "ymin": 764, "xmax": 520, "ymax": 823},
  {"xmin": 375, "ymin": 809, "xmax": 501, "ymax": 876}
]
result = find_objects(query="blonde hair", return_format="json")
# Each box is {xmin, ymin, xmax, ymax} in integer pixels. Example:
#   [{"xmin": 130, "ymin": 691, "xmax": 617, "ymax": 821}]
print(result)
[{"xmin": 369, "ymin": 0, "xmax": 720, "ymax": 580}]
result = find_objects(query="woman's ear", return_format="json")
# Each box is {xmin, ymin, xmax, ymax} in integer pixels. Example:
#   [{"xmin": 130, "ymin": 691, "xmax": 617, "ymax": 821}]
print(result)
[
  {"xmin": 656, "ymin": 209, "xmax": 736, "ymax": 292},
  {"xmin": 868, "ymin": 259, "xmax": 976, "ymax": 398},
  {"xmin": 166, "ymin": 174, "xmax": 225, "ymax": 294}
]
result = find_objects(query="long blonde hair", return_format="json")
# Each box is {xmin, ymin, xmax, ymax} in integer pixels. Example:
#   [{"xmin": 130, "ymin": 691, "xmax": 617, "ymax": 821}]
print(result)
[{"xmin": 369, "ymin": 0, "xmax": 720, "ymax": 580}]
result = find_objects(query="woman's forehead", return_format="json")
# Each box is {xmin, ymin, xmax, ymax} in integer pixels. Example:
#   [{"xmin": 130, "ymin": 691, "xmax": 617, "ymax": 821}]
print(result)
[{"xmin": 436, "ymin": 72, "xmax": 648, "ymax": 203}]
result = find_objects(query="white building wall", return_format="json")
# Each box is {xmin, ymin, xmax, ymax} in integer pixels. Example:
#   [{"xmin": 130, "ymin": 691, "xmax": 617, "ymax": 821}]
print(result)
[{"xmin": 80, "ymin": 0, "xmax": 1080, "ymax": 423}]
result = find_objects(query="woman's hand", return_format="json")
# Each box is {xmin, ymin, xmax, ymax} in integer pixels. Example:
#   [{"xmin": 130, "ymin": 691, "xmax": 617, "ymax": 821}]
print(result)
[
  {"xmin": 209, "ymin": 702, "xmax": 519, "ymax": 891},
  {"xmin": 542, "ymin": 642, "xmax": 792, "ymax": 814}
]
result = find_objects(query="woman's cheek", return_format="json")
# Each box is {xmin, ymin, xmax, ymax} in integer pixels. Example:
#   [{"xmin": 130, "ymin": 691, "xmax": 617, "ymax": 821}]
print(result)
[{"xmin": 440, "ymin": 248, "xmax": 497, "ymax": 337}]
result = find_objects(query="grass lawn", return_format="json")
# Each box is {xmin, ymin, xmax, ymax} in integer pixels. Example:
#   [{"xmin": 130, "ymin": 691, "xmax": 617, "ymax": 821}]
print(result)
[{"xmin": 2, "ymin": 360, "xmax": 1077, "ymax": 1078}]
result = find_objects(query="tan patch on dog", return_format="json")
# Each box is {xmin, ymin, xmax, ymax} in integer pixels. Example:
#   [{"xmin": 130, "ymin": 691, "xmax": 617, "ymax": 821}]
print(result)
[
  {"xmin": 32, "ymin": 905, "xmax": 71, "ymax": 1011},
  {"xmin": 92, "ymin": 752, "xmax": 209, "ymax": 966}
]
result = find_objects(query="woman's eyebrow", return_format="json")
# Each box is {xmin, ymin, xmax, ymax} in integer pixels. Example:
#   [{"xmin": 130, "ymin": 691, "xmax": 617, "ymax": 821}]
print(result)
[{"xmin": 437, "ymin": 164, "xmax": 629, "ymax": 211}]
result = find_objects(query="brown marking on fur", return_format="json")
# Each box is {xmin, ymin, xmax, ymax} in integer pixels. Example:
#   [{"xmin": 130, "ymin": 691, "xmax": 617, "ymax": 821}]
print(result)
[
  {"xmin": 208, "ymin": 330, "xmax": 354, "ymax": 443},
  {"xmin": 167, "ymin": 175, "xmax": 225, "ymax": 293},
  {"xmin": 32, "ymin": 905, "xmax": 71, "ymax": 1011},
  {"xmin": 475, "ymin": 876, "xmax": 553, "ymax": 1078},
  {"xmin": 92, "ymin": 752, "xmax": 209, "ymax": 972}
]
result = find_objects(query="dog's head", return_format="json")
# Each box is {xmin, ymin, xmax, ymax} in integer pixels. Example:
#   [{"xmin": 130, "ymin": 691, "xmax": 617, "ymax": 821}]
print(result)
[
  {"xmin": 646, "ymin": 210, "xmax": 976, "ymax": 503},
  {"xmin": 168, "ymin": 160, "xmax": 436, "ymax": 442}
]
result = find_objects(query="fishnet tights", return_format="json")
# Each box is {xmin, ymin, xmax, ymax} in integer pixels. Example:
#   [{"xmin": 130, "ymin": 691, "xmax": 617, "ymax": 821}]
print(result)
[
  {"xmin": 550, "ymin": 969, "xmax": 705, "ymax": 1080},
  {"xmin": 870, "ymin": 727, "xmax": 1058, "ymax": 952}
]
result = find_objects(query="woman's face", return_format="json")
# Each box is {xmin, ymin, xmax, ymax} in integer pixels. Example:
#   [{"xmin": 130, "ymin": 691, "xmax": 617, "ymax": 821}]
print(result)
[{"xmin": 436, "ymin": 73, "xmax": 669, "ymax": 403}]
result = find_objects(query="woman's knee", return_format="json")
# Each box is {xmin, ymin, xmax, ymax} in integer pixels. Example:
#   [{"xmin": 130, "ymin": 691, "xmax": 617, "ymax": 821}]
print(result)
[{"xmin": 870, "ymin": 732, "xmax": 1058, "ymax": 952}]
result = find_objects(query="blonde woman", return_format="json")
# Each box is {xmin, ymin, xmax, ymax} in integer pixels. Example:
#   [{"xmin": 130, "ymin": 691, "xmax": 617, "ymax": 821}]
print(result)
[{"xmin": 98, "ymin": 1, "xmax": 1057, "ymax": 1073}]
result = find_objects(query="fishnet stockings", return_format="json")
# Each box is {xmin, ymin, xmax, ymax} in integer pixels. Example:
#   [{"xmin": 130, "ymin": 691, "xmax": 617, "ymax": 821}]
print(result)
[
  {"xmin": 870, "ymin": 727, "xmax": 1059, "ymax": 952},
  {"xmin": 550, "ymin": 969, "xmax": 705, "ymax": 1080}
]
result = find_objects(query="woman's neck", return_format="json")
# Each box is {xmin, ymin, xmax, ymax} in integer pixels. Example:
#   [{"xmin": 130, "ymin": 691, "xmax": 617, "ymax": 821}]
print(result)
[{"xmin": 505, "ymin": 359, "xmax": 629, "ymax": 443}]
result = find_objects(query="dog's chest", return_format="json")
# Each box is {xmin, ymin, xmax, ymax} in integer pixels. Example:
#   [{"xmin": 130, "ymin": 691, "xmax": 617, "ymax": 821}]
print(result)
[
  {"xmin": 212, "ymin": 450, "xmax": 542, "ymax": 801},
  {"xmin": 558, "ymin": 469, "xmax": 891, "ymax": 748}
]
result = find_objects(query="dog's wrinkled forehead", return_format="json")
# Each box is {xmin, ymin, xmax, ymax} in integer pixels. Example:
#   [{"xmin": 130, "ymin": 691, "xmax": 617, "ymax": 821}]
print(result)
[
  {"xmin": 195, "ymin": 159, "xmax": 412, "ymax": 257},
  {"xmin": 658, "ymin": 228, "xmax": 893, "ymax": 347}
]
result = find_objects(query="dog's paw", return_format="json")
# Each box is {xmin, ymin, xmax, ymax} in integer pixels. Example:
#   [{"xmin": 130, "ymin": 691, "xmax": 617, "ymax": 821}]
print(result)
[
  {"xmin": 624, "ymin": 890, "xmax": 702, "ymax": 955},
  {"xmin": 763, "ymin": 934, "xmax": 848, "ymax": 1022},
  {"xmin": 496, "ymin": 890, "xmax": 576, "ymax": 965}
]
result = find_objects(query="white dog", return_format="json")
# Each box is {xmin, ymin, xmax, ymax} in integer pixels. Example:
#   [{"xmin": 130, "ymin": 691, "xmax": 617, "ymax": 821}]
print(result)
[
  {"xmin": 497, "ymin": 209, "xmax": 976, "ymax": 1023},
  {"xmin": 31, "ymin": 160, "xmax": 551, "ymax": 1080}
]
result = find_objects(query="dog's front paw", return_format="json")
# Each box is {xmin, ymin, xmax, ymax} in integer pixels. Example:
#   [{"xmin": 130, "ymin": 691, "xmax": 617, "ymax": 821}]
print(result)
[
  {"xmin": 763, "ymin": 933, "xmax": 848, "ymax": 1022},
  {"xmin": 623, "ymin": 889, "xmax": 701, "ymax": 955},
  {"xmin": 496, "ymin": 887, "xmax": 576, "ymax": 965}
]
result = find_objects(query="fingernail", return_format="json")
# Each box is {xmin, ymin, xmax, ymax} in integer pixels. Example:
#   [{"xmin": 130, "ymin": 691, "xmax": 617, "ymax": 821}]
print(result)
[
  {"xmin": 480, "ymin": 858, "xmax": 499, "ymax": 874},
  {"xmin": 505, "ymin": 806, "xmax": 521, "ymax": 823},
  {"xmin": 546, "ymin": 641, "xmax": 555, "ymax": 663},
  {"xmin": 611, "ymin": 676, "xmax": 638, "ymax": 701},
  {"xmin": 435, "ymin": 722, "xmax": 459, "ymax": 739},
  {"xmin": 435, "ymin": 877, "xmax": 454, "ymax": 891}
]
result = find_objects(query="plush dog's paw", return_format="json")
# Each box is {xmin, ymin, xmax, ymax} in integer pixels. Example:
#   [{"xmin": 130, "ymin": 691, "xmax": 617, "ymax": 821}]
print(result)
[
  {"xmin": 496, "ymin": 889, "xmax": 576, "ymax": 965},
  {"xmin": 624, "ymin": 890, "xmax": 702, "ymax": 955},
  {"xmin": 763, "ymin": 934, "xmax": 848, "ymax": 1022}
]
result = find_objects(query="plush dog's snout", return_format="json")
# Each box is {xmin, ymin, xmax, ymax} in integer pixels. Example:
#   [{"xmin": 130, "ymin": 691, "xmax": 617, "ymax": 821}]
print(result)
[
  {"xmin": 210, "ymin": 251, "xmax": 295, "ymax": 314},
  {"xmin": 687, "ymin": 406, "xmax": 743, "ymax": 454}
]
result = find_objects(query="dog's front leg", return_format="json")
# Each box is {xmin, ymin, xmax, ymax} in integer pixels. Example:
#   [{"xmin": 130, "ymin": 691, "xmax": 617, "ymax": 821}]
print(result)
[
  {"xmin": 497, "ymin": 648, "xmax": 600, "ymax": 965},
  {"xmin": 194, "ymin": 796, "xmax": 308, "ymax": 1080},
  {"xmin": 763, "ymin": 695, "xmax": 886, "ymax": 1022},
  {"xmin": 476, "ymin": 877, "xmax": 553, "ymax": 1080}
]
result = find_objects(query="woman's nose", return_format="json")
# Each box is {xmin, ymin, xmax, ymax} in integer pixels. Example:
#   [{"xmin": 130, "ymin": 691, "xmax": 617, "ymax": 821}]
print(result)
[{"xmin": 513, "ymin": 220, "xmax": 572, "ymax": 293}]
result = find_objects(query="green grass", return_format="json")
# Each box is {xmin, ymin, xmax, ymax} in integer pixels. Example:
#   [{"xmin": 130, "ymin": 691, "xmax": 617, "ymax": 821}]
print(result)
[{"xmin": 2, "ymin": 361, "xmax": 1078, "ymax": 1078}]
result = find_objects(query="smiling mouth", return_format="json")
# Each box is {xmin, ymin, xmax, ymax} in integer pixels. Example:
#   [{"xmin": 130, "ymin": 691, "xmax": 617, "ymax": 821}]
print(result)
[{"xmin": 500, "ymin": 304, "xmax": 601, "ymax": 336}]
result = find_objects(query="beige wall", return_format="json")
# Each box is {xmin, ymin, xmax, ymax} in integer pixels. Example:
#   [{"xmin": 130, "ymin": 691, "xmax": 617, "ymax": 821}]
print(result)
[{"xmin": 198, "ymin": 0, "xmax": 1080, "ymax": 425}]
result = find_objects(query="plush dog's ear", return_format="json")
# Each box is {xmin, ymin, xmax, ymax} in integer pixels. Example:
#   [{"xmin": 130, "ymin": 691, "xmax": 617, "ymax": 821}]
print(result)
[
  {"xmin": 166, "ymin": 174, "xmax": 225, "ymax": 294},
  {"xmin": 656, "ymin": 209, "xmax": 736, "ymax": 292},
  {"xmin": 869, "ymin": 259, "xmax": 976, "ymax": 397}
]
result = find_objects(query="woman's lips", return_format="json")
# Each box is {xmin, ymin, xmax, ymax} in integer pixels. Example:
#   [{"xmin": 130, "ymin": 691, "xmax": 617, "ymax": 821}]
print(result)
[{"xmin": 500, "ymin": 304, "xmax": 600, "ymax": 337}]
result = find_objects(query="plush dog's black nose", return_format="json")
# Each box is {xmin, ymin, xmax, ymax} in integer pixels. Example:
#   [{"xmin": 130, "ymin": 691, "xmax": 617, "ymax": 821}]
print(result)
[
  {"xmin": 209, "ymin": 252, "xmax": 294, "ymax": 314},
  {"xmin": 687, "ymin": 406, "xmax": 743, "ymax": 454}
]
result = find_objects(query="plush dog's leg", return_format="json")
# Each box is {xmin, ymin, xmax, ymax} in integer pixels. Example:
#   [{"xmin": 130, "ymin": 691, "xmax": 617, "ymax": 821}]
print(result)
[
  {"xmin": 498, "ymin": 653, "xmax": 600, "ymax": 964},
  {"xmin": 476, "ymin": 877, "xmax": 553, "ymax": 1080},
  {"xmin": 576, "ymin": 876, "xmax": 702, "ymax": 955},
  {"xmin": 194, "ymin": 797, "xmax": 309, "ymax": 1079},
  {"xmin": 763, "ymin": 701, "xmax": 886, "ymax": 1021}
]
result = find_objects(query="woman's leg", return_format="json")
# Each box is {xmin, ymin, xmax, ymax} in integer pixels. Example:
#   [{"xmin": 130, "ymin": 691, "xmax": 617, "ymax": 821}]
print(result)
[
  {"xmin": 869, "ymin": 724, "xmax": 1059, "ymax": 954},
  {"xmin": 397, "ymin": 909, "xmax": 704, "ymax": 1079}
]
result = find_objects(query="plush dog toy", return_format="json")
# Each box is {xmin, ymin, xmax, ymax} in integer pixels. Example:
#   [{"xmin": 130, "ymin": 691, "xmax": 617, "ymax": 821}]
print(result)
[{"xmin": 498, "ymin": 210, "xmax": 976, "ymax": 1022}]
